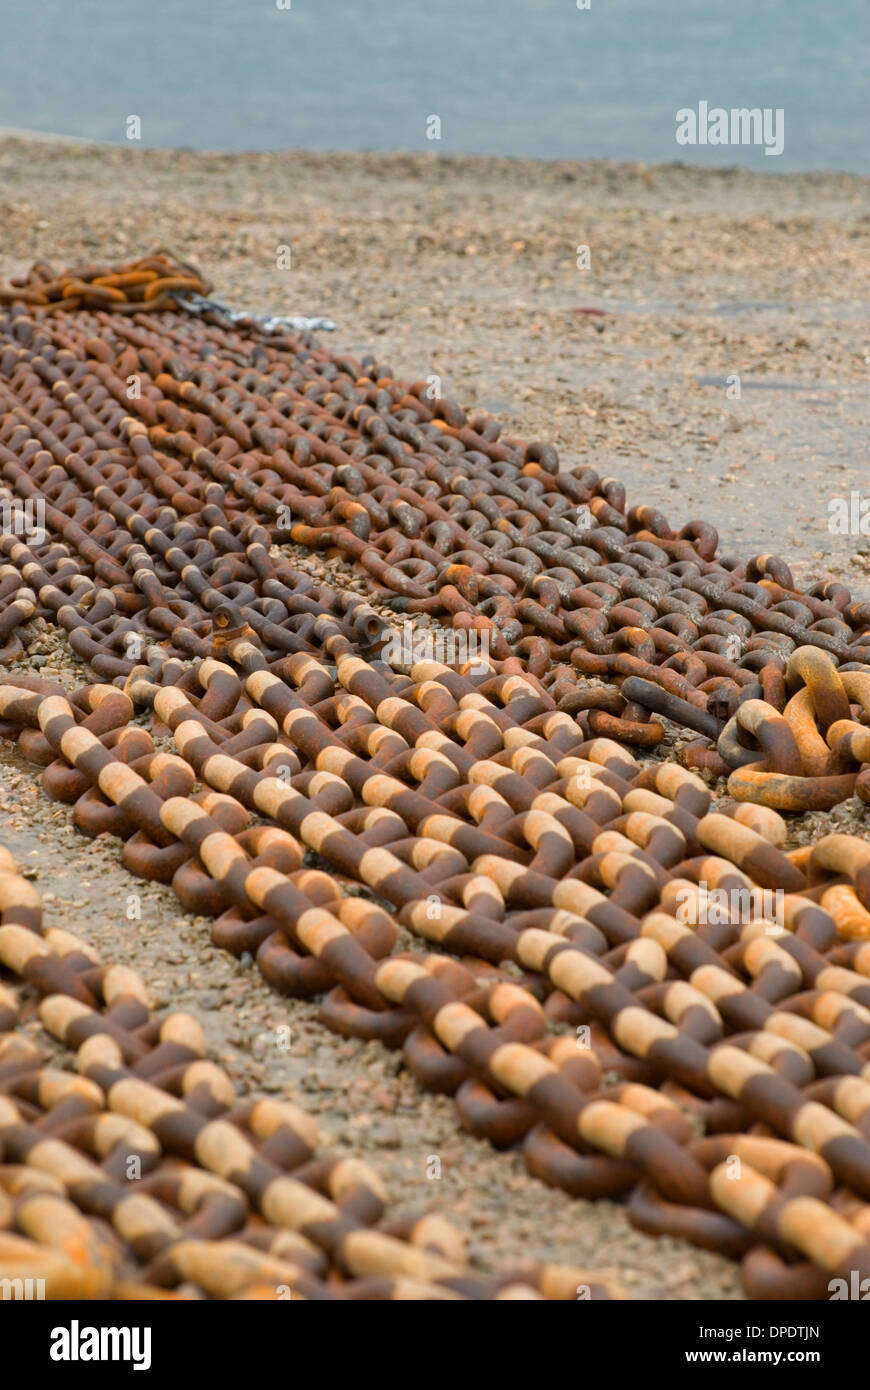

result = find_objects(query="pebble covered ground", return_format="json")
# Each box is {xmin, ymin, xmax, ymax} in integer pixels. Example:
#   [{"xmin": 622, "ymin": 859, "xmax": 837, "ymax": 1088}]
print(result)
[{"xmin": 1, "ymin": 137, "xmax": 868, "ymax": 1297}]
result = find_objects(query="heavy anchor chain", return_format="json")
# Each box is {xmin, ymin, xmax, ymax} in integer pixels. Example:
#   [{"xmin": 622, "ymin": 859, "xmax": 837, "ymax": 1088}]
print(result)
[{"xmin": 0, "ymin": 254, "xmax": 869, "ymax": 1301}]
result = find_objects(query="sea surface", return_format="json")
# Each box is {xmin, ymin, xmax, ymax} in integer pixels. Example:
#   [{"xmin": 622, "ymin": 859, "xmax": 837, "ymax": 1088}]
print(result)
[{"xmin": 0, "ymin": 0, "xmax": 866, "ymax": 172}]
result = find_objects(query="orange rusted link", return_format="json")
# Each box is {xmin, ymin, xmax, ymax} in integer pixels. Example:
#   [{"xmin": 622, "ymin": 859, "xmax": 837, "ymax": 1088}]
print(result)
[
  {"xmin": 619, "ymin": 676, "xmax": 722, "ymax": 740},
  {"xmin": 695, "ymin": 813, "xmax": 808, "ymax": 892},
  {"xmin": 722, "ymin": 698, "xmax": 804, "ymax": 774},
  {"xmin": 682, "ymin": 738, "xmax": 731, "ymax": 775},
  {"xmin": 628, "ymin": 1178, "xmax": 752, "ymax": 1257},
  {"xmin": 523, "ymin": 1125, "xmax": 638, "ymax": 1199},
  {"xmin": 740, "ymin": 1247, "xmax": 831, "ymax": 1300},
  {"xmin": 587, "ymin": 708, "xmax": 665, "ymax": 747},
  {"xmin": 317, "ymin": 986, "xmax": 414, "ymax": 1044},
  {"xmin": 403, "ymin": 1023, "xmax": 471, "ymax": 1093},
  {"xmin": 727, "ymin": 762, "xmax": 858, "ymax": 812},
  {"xmin": 811, "ymin": 836, "xmax": 870, "ymax": 912},
  {"xmin": 455, "ymin": 1079, "xmax": 537, "ymax": 1145},
  {"xmin": 786, "ymin": 645, "xmax": 852, "ymax": 733}
]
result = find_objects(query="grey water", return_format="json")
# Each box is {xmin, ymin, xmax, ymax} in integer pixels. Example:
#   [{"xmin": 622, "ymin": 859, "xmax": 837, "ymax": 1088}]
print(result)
[{"xmin": 0, "ymin": 0, "xmax": 866, "ymax": 172}]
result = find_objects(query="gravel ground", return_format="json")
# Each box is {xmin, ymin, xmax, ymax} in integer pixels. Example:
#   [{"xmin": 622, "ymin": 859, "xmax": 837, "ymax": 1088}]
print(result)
[{"xmin": 1, "ymin": 136, "xmax": 869, "ymax": 1298}]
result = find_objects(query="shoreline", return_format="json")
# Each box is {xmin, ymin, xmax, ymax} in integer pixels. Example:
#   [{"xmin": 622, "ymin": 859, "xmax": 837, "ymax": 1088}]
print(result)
[
  {"xmin": 1, "ymin": 128, "xmax": 869, "ymax": 184},
  {"xmin": 3, "ymin": 129, "xmax": 869, "ymax": 178}
]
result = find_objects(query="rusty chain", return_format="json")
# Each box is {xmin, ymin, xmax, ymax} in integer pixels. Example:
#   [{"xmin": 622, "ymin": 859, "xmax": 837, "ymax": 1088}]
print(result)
[{"xmin": 0, "ymin": 255, "xmax": 869, "ymax": 1300}]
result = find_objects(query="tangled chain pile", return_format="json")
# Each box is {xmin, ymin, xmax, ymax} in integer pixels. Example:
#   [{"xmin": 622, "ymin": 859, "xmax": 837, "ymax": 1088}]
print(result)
[
  {"xmin": 1, "ymin": 255, "xmax": 870, "ymax": 1301},
  {"xmin": 0, "ymin": 846, "xmax": 613, "ymax": 1300}
]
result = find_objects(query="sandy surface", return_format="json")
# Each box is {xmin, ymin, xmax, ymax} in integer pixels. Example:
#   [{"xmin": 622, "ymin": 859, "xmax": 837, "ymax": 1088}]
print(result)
[{"xmin": 1, "ymin": 136, "xmax": 869, "ymax": 1298}]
